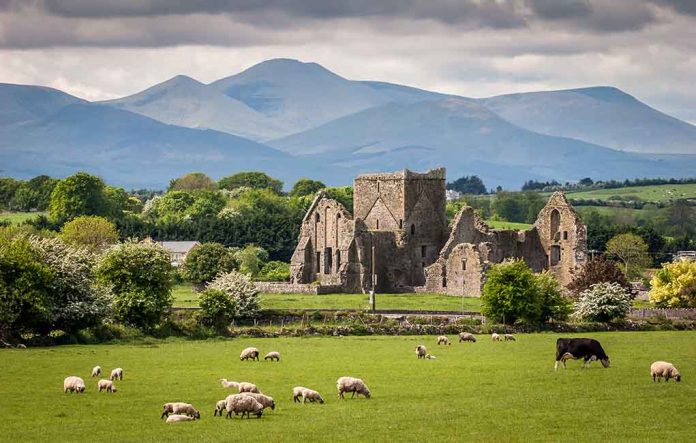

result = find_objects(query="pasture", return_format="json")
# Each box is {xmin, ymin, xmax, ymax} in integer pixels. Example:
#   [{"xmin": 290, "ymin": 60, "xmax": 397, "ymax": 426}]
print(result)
[
  {"xmin": 1, "ymin": 332, "xmax": 695, "ymax": 442},
  {"xmin": 566, "ymin": 183, "xmax": 696, "ymax": 202},
  {"xmin": 0, "ymin": 211, "xmax": 44, "ymax": 224}
]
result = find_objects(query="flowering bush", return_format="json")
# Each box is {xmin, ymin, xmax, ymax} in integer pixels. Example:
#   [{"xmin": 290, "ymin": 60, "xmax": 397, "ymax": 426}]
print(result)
[
  {"xmin": 649, "ymin": 259, "xmax": 696, "ymax": 308},
  {"xmin": 572, "ymin": 282, "xmax": 632, "ymax": 322},
  {"xmin": 207, "ymin": 271, "xmax": 259, "ymax": 318}
]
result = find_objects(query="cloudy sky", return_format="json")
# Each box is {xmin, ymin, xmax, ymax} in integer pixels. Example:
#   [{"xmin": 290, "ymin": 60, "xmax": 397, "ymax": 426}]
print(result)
[{"xmin": 1, "ymin": 0, "xmax": 694, "ymax": 123}]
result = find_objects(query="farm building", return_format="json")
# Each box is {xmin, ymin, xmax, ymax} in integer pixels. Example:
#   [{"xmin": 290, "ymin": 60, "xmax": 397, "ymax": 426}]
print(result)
[{"xmin": 158, "ymin": 241, "xmax": 200, "ymax": 267}]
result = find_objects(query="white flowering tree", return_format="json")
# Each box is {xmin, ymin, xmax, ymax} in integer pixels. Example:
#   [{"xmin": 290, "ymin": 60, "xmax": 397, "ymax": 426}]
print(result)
[
  {"xmin": 206, "ymin": 271, "xmax": 260, "ymax": 318},
  {"xmin": 572, "ymin": 282, "xmax": 632, "ymax": 322}
]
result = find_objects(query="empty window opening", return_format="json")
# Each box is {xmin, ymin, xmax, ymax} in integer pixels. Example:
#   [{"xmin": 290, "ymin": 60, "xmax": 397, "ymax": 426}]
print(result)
[
  {"xmin": 462, "ymin": 259, "xmax": 467, "ymax": 271},
  {"xmin": 315, "ymin": 252, "xmax": 321, "ymax": 273},
  {"xmin": 315, "ymin": 213, "xmax": 320, "ymax": 223},
  {"xmin": 399, "ymin": 219, "xmax": 403, "ymax": 229},
  {"xmin": 377, "ymin": 181, "xmax": 380, "ymax": 193},
  {"xmin": 563, "ymin": 231, "xmax": 568, "ymax": 240},
  {"xmin": 550, "ymin": 245, "xmax": 561, "ymax": 266},
  {"xmin": 324, "ymin": 248, "xmax": 332, "ymax": 274},
  {"xmin": 411, "ymin": 224, "xmax": 416, "ymax": 235},
  {"xmin": 335, "ymin": 250, "xmax": 341, "ymax": 272},
  {"xmin": 421, "ymin": 245, "xmax": 427, "ymax": 257},
  {"xmin": 376, "ymin": 219, "xmax": 380, "ymax": 229},
  {"xmin": 550, "ymin": 209, "xmax": 560, "ymax": 241}
]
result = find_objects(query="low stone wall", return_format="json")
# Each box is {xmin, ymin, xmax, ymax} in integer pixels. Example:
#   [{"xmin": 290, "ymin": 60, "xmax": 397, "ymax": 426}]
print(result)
[
  {"xmin": 629, "ymin": 308, "xmax": 696, "ymax": 320},
  {"xmin": 254, "ymin": 282, "xmax": 344, "ymax": 294}
]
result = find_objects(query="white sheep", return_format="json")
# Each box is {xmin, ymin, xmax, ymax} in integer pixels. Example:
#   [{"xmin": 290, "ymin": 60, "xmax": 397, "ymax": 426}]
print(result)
[
  {"xmin": 426, "ymin": 354, "xmax": 437, "ymax": 360},
  {"xmin": 241, "ymin": 392, "xmax": 276, "ymax": 410},
  {"xmin": 91, "ymin": 366, "xmax": 101, "ymax": 377},
  {"xmin": 415, "ymin": 345, "xmax": 427, "ymax": 359},
  {"xmin": 63, "ymin": 376, "xmax": 86, "ymax": 393},
  {"xmin": 161, "ymin": 402, "xmax": 201, "ymax": 419},
  {"xmin": 264, "ymin": 351, "xmax": 281, "ymax": 361},
  {"xmin": 110, "ymin": 368, "xmax": 123, "ymax": 381},
  {"xmin": 225, "ymin": 394, "xmax": 264, "ymax": 419},
  {"xmin": 436, "ymin": 336, "xmax": 451, "ymax": 346},
  {"xmin": 459, "ymin": 332, "xmax": 476, "ymax": 343},
  {"xmin": 293, "ymin": 386, "xmax": 309, "ymax": 403},
  {"xmin": 214, "ymin": 399, "xmax": 227, "ymax": 416},
  {"xmin": 300, "ymin": 388, "xmax": 324, "ymax": 404},
  {"xmin": 651, "ymin": 361, "xmax": 682, "ymax": 383},
  {"xmin": 166, "ymin": 414, "xmax": 196, "ymax": 423},
  {"xmin": 337, "ymin": 376, "xmax": 371, "ymax": 399},
  {"xmin": 491, "ymin": 333, "xmax": 502, "ymax": 342},
  {"xmin": 97, "ymin": 379, "xmax": 117, "ymax": 393},
  {"xmin": 220, "ymin": 379, "xmax": 259, "ymax": 393},
  {"xmin": 240, "ymin": 347, "xmax": 260, "ymax": 361},
  {"xmin": 504, "ymin": 334, "xmax": 516, "ymax": 341}
]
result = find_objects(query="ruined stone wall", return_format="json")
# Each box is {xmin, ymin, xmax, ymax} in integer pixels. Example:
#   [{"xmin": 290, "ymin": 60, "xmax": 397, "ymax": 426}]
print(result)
[
  {"xmin": 444, "ymin": 243, "xmax": 491, "ymax": 297},
  {"xmin": 353, "ymin": 171, "xmax": 406, "ymax": 228}
]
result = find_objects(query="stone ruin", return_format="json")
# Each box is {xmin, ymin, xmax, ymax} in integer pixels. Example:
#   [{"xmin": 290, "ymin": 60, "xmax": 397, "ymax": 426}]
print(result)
[{"xmin": 289, "ymin": 168, "xmax": 586, "ymax": 296}]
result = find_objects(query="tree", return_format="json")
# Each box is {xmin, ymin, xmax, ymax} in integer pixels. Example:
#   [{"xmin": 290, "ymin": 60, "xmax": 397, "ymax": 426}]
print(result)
[
  {"xmin": 48, "ymin": 172, "xmax": 109, "ymax": 223},
  {"xmin": 0, "ymin": 177, "xmax": 22, "ymax": 210},
  {"xmin": 572, "ymin": 282, "xmax": 632, "ymax": 322},
  {"xmin": 258, "ymin": 261, "xmax": 290, "ymax": 282},
  {"xmin": 536, "ymin": 271, "xmax": 572, "ymax": 322},
  {"xmin": 568, "ymin": 258, "xmax": 631, "ymax": 297},
  {"xmin": 95, "ymin": 240, "xmax": 172, "ymax": 330},
  {"xmin": 289, "ymin": 178, "xmax": 326, "ymax": 197},
  {"xmin": 606, "ymin": 233, "xmax": 651, "ymax": 279},
  {"xmin": 649, "ymin": 259, "xmax": 696, "ymax": 307},
  {"xmin": 206, "ymin": 271, "xmax": 260, "ymax": 318},
  {"xmin": 9, "ymin": 175, "xmax": 57, "ymax": 211},
  {"xmin": 578, "ymin": 177, "xmax": 594, "ymax": 186},
  {"xmin": 181, "ymin": 243, "xmax": 237, "ymax": 286},
  {"xmin": 235, "ymin": 245, "xmax": 269, "ymax": 278},
  {"xmin": 218, "ymin": 172, "xmax": 283, "ymax": 194},
  {"xmin": 324, "ymin": 186, "xmax": 353, "ymax": 212},
  {"xmin": 198, "ymin": 288, "xmax": 237, "ymax": 334},
  {"xmin": 447, "ymin": 175, "xmax": 486, "ymax": 195},
  {"xmin": 169, "ymin": 172, "xmax": 216, "ymax": 191},
  {"xmin": 60, "ymin": 216, "xmax": 119, "ymax": 253},
  {"xmin": 481, "ymin": 259, "xmax": 541, "ymax": 324}
]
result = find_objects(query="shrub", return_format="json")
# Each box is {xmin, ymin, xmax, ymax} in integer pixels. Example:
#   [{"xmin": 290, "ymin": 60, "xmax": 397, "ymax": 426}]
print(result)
[
  {"xmin": 59, "ymin": 215, "xmax": 119, "ymax": 253},
  {"xmin": 649, "ymin": 259, "xmax": 696, "ymax": 307},
  {"xmin": 235, "ymin": 245, "xmax": 269, "ymax": 278},
  {"xmin": 481, "ymin": 259, "xmax": 541, "ymax": 324},
  {"xmin": 199, "ymin": 288, "xmax": 237, "ymax": 333},
  {"xmin": 257, "ymin": 261, "xmax": 290, "ymax": 282},
  {"xmin": 181, "ymin": 242, "xmax": 237, "ymax": 286},
  {"xmin": 536, "ymin": 271, "xmax": 572, "ymax": 322},
  {"xmin": 207, "ymin": 271, "xmax": 260, "ymax": 318},
  {"xmin": 572, "ymin": 282, "xmax": 632, "ymax": 322},
  {"xmin": 568, "ymin": 257, "xmax": 632, "ymax": 297}
]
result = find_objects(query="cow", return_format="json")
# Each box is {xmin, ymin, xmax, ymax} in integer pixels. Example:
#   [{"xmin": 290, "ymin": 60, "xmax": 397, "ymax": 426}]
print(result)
[{"xmin": 555, "ymin": 338, "xmax": 610, "ymax": 370}]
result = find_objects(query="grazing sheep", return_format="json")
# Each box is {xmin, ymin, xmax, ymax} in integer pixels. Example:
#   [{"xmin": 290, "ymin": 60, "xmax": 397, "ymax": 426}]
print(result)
[
  {"xmin": 437, "ymin": 336, "xmax": 451, "ymax": 346},
  {"xmin": 264, "ymin": 351, "xmax": 280, "ymax": 361},
  {"xmin": 415, "ymin": 345, "xmax": 427, "ymax": 359},
  {"xmin": 161, "ymin": 402, "xmax": 201, "ymax": 419},
  {"xmin": 91, "ymin": 366, "xmax": 101, "ymax": 377},
  {"xmin": 491, "ymin": 333, "xmax": 502, "ymax": 342},
  {"xmin": 214, "ymin": 400, "xmax": 227, "ymax": 417},
  {"xmin": 63, "ymin": 376, "xmax": 86, "ymax": 394},
  {"xmin": 16, "ymin": 343, "xmax": 26, "ymax": 349},
  {"xmin": 241, "ymin": 392, "xmax": 276, "ymax": 410},
  {"xmin": 293, "ymin": 386, "xmax": 309, "ymax": 403},
  {"xmin": 336, "ymin": 376, "xmax": 371, "ymax": 399},
  {"xmin": 225, "ymin": 394, "xmax": 264, "ymax": 419},
  {"xmin": 459, "ymin": 332, "xmax": 476, "ymax": 343},
  {"xmin": 651, "ymin": 361, "xmax": 682, "ymax": 383},
  {"xmin": 220, "ymin": 379, "xmax": 260, "ymax": 393},
  {"xmin": 110, "ymin": 368, "xmax": 123, "ymax": 381},
  {"xmin": 166, "ymin": 414, "xmax": 196, "ymax": 423},
  {"xmin": 504, "ymin": 334, "xmax": 516, "ymax": 341},
  {"xmin": 300, "ymin": 388, "xmax": 324, "ymax": 404},
  {"xmin": 240, "ymin": 347, "xmax": 260, "ymax": 361},
  {"xmin": 97, "ymin": 379, "xmax": 117, "ymax": 393}
]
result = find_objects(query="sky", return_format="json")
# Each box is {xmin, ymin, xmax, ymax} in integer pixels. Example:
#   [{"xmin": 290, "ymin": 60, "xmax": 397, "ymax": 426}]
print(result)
[{"xmin": 1, "ymin": 0, "xmax": 694, "ymax": 123}]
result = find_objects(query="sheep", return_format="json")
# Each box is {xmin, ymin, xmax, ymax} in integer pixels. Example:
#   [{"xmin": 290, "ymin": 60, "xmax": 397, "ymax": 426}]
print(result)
[
  {"xmin": 214, "ymin": 400, "xmax": 227, "ymax": 417},
  {"xmin": 337, "ymin": 376, "xmax": 371, "ymax": 399},
  {"xmin": 240, "ymin": 347, "xmax": 260, "ymax": 361},
  {"xmin": 16, "ymin": 343, "xmax": 26, "ymax": 349},
  {"xmin": 225, "ymin": 394, "xmax": 264, "ymax": 419},
  {"xmin": 97, "ymin": 379, "xmax": 117, "ymax": 393},
  {"xmin": 437, "ymin": 336, "xmax": 451, "ymax": 346},
  {"xmin": 426, "ymin": 354, "xmax": 437, "ymax": 360},
  {"xmin": 299, "ymin": 388, "xmax": 324, "ymax": 404},
  {"xmin": 459, "ymin": 332, "xmax": 477, "ymax": 343},
  {"xmin": 161, "ymin": 402, "xmax": 201, "ymax": 419},
  {"xmin": 651, "ymin": 361, "xmax": 682, "ymax": 383},
  {"xmin": 504, "ymin": 334, "xmax": 516, "ymax": 341},
  {"xmin": 293, "ymin": 386, "xmax": 309, "ymax": 403},
  {"xmin": 110, "ymin": 368, "xmax": 123, "ymax": 381},
  {"xmin": 415, "ymin": 345, "xmax": 427, "ymax": 359},
  {"xmin": 63, "ymin": 376, "xmax": 86, "ymax": 394},
  {"xmin": 220, "ymin": 379, "xmax": 260, "ymax": 393},
  {"xmin": 491, "ymin": 333, "xmax": 502, "ymax": 342},
  {"xmin": 241, "ymin": 392, "xmax": 276, "ymax": 410},
  {"xmin": 264, "ymin": 351, "xmax": 281, "ymax": 361},
  {"xmin": 91, "ymin": 366, "xmax": 101, "ymax": 377},
  {"xmin": 166, "ymin": 414, "xmax": 196, "ymax": 423}
]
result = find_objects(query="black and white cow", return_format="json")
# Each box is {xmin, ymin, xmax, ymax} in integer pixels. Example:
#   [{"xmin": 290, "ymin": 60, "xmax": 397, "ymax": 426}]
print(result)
[{"xmin": 555, "ymin": 338, "xmax": 610, "ymax": 370}]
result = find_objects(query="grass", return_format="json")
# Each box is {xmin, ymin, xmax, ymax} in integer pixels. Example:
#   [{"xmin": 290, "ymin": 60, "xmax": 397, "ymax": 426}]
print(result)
[
  {"xmin": 171, "ymin": 284, "xmax": 481, "ymax": 312},
  {"xmin": 0, "ymin": 211, "xmax": 44, "ymax": 224},
  {"xmin": 1, "ymin": 332, "xmax": 694, "ymax": 442},
  {"xmin": 566, "ymin": 183, "xmax": 696, "ymax": 202},
  {"xmin": 484, "ymin": 219, "xmax": 534, "ymax": 230}
]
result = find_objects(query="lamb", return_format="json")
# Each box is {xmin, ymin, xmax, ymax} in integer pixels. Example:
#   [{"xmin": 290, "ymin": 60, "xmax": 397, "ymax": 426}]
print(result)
[
  {"xmin": 161, "ymin": 402, "xmax": 201, "ymax": 419},
  {"xmin": 166, "ymin": 414, "xmax": 196, "ymax": 423},
  {"xmin": 63, "ymin": 376, "xmax": 86, "ymax": 393},
  {"xmin": 220, "ymin": 379, "xmax": 260, "ymax": 393},
  {"xmin": 299, "ymin": 388, "xmax": 324, "ymax": 404},
  {"xmin": 240, "ymin": 347, "xmax": 260, "ymax": 361},
  {"xmin": 459, "ymin": 332, "xmax": 476, "ymax": 343},
  {"xmin": 293, "ymin": 386, "xmax": 309, "ymax": 403},
  {"xmin": 337, "ymin": 376, "xmax": 371, "ymax": 399},
  {"xmin": 214, "ymin": 400, "xmax": 227, "ymax": 417},
  {"xmin": 110, "ymin": 368, "xmax": 123, "ymax": 381},
  {"xmin": 225, "ymin": 394, "xmax": 264, "ymax": 419},
  {"xmin": 491, "ymin": 333, "xmax": 502, "ymax": 342},
  {"xmin": 97, "ymin": 379, "xmax": 117, "ymax": 393},
  {"xmin": 241, "ymin": 392, "xmax": 276, "ymax": 410},
  {"xmin": 91, "ymin": 366, "xmax": 101, "ymax": 377},
  {"xmin": 426, "ymin": 354, "xmax": 437, "ymax": 360},
  {"xmin": 504, "ymin": 334, "xmax": 516, "ymax": 341},
  {"xmin": 415, "ymin": 345, "xmax": 427, "ymax": 359},
  {"xmin": 264, "ymin": 351, "xmax": 280, "ymax": 361},
  {"xmin": 650, "ymin": 361, "xmax": 682, "ymax": 383},
  {"xmin": 437, "ymin": 336, "xmax": 451, "ymax": 346}
]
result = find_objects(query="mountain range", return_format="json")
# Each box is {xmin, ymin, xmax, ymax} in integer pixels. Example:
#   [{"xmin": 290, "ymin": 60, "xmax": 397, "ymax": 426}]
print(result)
[{"xmin": 1, "ymin": 58, "xmax": 695, "ymax": 189}]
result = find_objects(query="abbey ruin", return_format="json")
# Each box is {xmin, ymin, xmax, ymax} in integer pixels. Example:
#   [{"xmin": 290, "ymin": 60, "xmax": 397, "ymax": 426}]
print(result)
[{"xmin": 289, "ymin": 168, "xmax": 587, "ymax": 296}]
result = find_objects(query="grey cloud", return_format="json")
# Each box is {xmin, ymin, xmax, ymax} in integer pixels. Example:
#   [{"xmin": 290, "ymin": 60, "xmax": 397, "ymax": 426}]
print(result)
[
  {"xmin": 528, "ymin": 0, "xmax": 592, "ymax": 19},
  {"xmin": 649, "ymin": 0, "xmax": 696, "ymax": 15}
]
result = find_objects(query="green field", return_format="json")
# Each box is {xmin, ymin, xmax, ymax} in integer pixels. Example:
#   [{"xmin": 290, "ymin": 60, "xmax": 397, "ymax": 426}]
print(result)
[
  {"xmin": 0, "ymin": 211, "xmax": 44, "ymax": 224},
  {"xmin": 484, "ymin": 219, "xmax": 534, "ymax": 230},
  {"xmin": 567, "ymin": 183, "xmax": 696, "ymax": 202},
  {"xmin": 1, "ymin": 332, "xmax": 694, "ymax": 442}
]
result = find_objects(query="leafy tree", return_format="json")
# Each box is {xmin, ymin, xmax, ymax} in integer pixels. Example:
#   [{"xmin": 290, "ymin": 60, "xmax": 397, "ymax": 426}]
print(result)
[
  {"xmin": 207, "ymin": 271, "xmax": 260, "ymax": 318},
  {"xmin": 150, "ymin": 190, "xmax": 224, "ymax": 221},
  {"xmin": 152, "ymin": 190, "xmax": 195, "ymax": 219},
  {"xmin": 568, "ymin": 258, "xmax": 631, "ymax": 297},
  {"xmin": 235, "ymin": 245, "xmax": 269, "ymax": 278},
  {"xmin": 48, "ymin": 172, "xmax": 109, "ymax": 223},
  {"xmin": 198, "ymin": 288, "xmax": 237, "ymax": 333},
  {"xmin": 289, "ymin": 178, "xmax": 326, "ymax": 197},
  {"xmin": 181, "ymin": 242, "xmax": 237, "ymax": 286},
  {"xmin": 0, "ymin": 177, "xmax": 21, "ymax": 210},
  {"xmin": 649, "ymin": 259, "xmax": 696, "ymax": 307},
  {"xmin": 572, "ymin": 282, "xmax": 632, "ymax": 322},
  {"xmin": 536, "ymin": 271, "xmax": 572, "ymax": 321},
  {"xmin": 606, "ymin": 233, "xmax": 651, "ymax": 279},
  {"xmin": 481, "ymin": 259, "xmax": 541, "ymax": 324},
  {"xmin": 218, "ymin": 172, "xmax": 283, "ymax": 194},
  {"xmin": 95, "ymin": 240, "xmax": 172, "ymax": 330},
  {"xmin": 447, "ymin": 175, "xmax": 486, "ymax": 195},
  {"xmin": 169, "ymin": 172, "xmax": 216, "ymax": 191},
  {"xmin": 60, "ymin": 216, "xmax": 119, "ymax": 253},
  {"xmin": 324, "ymin": 186, "xmax": 353, "ymax": 212},
  {"xmin": 186, "ymin": 191, "xmax": 226, "ymax": 220},
  {"xmin": 258, "ymin": 261, "xmax": 290, "ymax": 282},
  {"xmin": 9, "ymin": 175, "xmax": 57, "ymax": 211},
  {"xmin": 578, "ymin": 177, "xmax": 594, "ymax": 186}
]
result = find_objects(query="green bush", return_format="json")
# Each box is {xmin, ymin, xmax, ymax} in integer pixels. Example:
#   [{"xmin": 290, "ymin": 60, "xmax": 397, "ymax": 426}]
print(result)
[
  {"xmin": 199, "ymin": 288, "xmax": 237, "ymax": 333},
  {"xmin": 257, "ymin": 261, "xmax": 290, "ymax": 282}
]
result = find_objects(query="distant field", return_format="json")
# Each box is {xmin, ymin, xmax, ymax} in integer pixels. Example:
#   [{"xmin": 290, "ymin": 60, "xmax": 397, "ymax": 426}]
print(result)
[
  {"xmin": 484, "ymin": 219, "xmax": 533, "ymax": 230},
  {"xmin": 0, "ymin": 211, "xmax": 44, "ymax": 224},
  {"xmin": 567, "ymin": 183, "xmax": 696, "ymax": 202}
]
